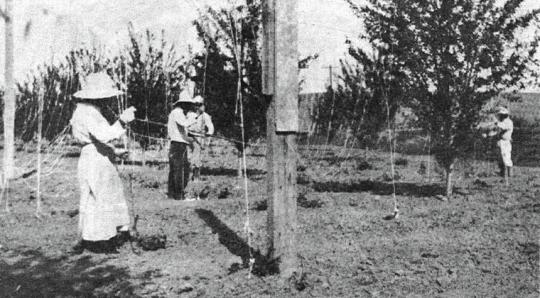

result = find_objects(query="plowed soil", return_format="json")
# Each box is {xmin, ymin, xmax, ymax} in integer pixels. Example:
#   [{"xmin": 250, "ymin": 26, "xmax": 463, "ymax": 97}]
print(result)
[{"xmin": 0, "ymin": 144, "xmax": 538, "ymax": 297}]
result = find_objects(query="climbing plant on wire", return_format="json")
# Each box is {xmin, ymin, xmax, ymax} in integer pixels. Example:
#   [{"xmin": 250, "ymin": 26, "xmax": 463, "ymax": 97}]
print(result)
[{"xmin": 348, "ymin": 0, "xmax": 540, "ymax": 197}]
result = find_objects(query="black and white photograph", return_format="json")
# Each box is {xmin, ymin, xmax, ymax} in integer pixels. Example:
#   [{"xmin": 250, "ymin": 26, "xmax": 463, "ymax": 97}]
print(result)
[{"xmin": 0, "ymin": 0, "xmax": 539, "ymax": 297}]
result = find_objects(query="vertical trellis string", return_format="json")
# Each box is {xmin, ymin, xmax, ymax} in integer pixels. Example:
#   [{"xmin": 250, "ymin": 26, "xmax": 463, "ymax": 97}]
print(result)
[
  {"xmin": 35, "ymin": 84, "xmax": 44, "ymax": 218},
  {"xmin": 229, "ymin": 5, "xmax": 254, "ymax": 278}
]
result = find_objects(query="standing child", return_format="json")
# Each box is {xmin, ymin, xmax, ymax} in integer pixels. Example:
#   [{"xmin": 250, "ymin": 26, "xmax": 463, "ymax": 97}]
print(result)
[
  {"xmin": 188, "ymin": 95, "xmax": 214, "ymax": 181},
  {"xmin": 494, "ymin": 107, "xmax": 513, "ymax": 184}
]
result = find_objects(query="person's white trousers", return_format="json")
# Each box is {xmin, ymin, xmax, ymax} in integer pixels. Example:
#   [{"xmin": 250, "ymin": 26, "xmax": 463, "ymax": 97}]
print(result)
[{"xmin": 497, "ymin": 140, "xmax": 513, "ymax": 167}]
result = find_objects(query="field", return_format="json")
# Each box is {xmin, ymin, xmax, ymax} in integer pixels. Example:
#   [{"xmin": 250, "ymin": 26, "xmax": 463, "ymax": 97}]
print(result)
[{"xmin": 0, "ymin": 139, "xmax": 539, "ymax": 297}]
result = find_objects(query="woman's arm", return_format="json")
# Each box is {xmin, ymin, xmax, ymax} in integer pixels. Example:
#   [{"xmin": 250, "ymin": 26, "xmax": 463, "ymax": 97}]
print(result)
[
  {"xmin": 174, "ymin": 109, "xmax": 197, "ymax": 127},
  {"xmin": 205, "ymin": 114, "xmax": 214, "ymax": 135},
  {"xmin": 87, "ymin": 110, "xmax": 125, "ymax": 143}
]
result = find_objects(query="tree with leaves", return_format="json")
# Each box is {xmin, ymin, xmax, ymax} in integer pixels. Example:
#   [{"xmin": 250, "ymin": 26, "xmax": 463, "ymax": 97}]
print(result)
[
  {"xmin": 315, "ymin": 44, "xmax": 404, "ymax": 147},
  {"xmin": 192, "ymin": 0, "xmax": 317, "ymax": 145},
  {"xmin": 125, "ymin": 27, "xmax": 189, "ymax": 148},
  {"xmin": 192, "ymin": 0, "xmax": 266, "ymax": 148},
  {"xmin": 349, "ymin": 0, "xmax": 540, "ymax": 197},
  {"xmin": 192, "ymin": 0, "xmax": 317, "ymax": 178}
]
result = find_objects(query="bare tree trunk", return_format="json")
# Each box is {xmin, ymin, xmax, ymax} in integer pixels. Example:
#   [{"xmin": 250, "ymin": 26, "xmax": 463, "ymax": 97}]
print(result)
[
  {"xmin": 3, "ymin": 0, "xmax": 15, "ymax": 190},
  {"xmin": 445, "ymin": 162, "xmax": 454, "ymax": 198}
]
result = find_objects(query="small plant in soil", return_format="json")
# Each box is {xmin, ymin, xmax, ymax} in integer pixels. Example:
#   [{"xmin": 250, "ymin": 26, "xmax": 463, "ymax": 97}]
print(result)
[
  {"xmin": 297, "ymin": 192, "xmax": 323, "ymax": 208},
  {"xmin": 252, "ymin": 200, "xmax": 268, "ymax": 211},
  {"xmin": 381, "ymin": 171, "xmax": 401, "ymax": 182},
  {"xmin": 356, "ymin": 160, "xmax": 372, "ymax": 171},
  {"xmin": 418, "ymin": 161, "xmax": 427, "ymax": 175},
  {"xmin": 297, "ymin": 163, "xmax": 307, "ymax": 172},
  {"xmin": 218, "ymin": 187, "xmax": 232, "ymax": 199},
  {"xmin": 297, "ymin": 173, "xmax": 312, "ymax": 185},
  {"xmin": 136, "ymin": 233, "xmax": 167, "ymax": 251},
  {"xmin": 290, "ymin": 271, "xmax": 311, "ymax": 292},
  {"xmin": 473, "ymin": 179, "xmax": 489, "ymax": 188},
  {"xmin": 394, "ymin": 157, "xmax": 409, "ymax": 166}
]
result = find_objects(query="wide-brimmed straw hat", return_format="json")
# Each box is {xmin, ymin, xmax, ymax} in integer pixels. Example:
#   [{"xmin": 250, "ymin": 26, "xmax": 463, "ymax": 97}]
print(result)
[
  {"xmin": 496, "ymin": 106, "xmax": 509, "ymax": 115},
  {"xmin": 173, "ymin": 90, "xmax": 195, "ymax": 105},
  {"xmin": 72, "ymin": 72, "xmax": 123, "ymax": 99},
  {"xmin": 192, "ymin": 95, "xmax": 204, "ymax": 104}
]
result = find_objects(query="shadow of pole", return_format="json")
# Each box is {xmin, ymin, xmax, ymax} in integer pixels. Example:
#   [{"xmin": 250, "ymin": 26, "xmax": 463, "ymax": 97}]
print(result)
[{"xmin": 194, "ymin": 208, "xmax": 279, "ymax": 276}]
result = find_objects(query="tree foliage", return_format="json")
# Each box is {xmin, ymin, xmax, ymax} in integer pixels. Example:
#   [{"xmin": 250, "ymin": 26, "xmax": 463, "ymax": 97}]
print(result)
[
  {"xmin": 314, "ymin": 42, "xmax": 404, "ymax": 146},
  {"xmin": 11, "ymin": 30, "xmax": 189, "ymax": 145},
  {"xmin": 126, "ymin": 27, "xmax": 190, "ymax": 147},
  {"xmin": 349, "ymin": 0, "xmax": 540, "ymax": 195},
  {"xmin": 192, "ymin": 0, "xmax": 265, "ymax": 147},
  {"xmin": 192, "ymin": 0, "xmax": 318, "ymax": 146}
]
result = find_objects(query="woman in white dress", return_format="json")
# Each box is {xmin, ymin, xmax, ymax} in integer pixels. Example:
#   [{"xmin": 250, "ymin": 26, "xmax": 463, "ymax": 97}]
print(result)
[{"xmin": 70, "ymin": 72, "xmax": 136, "ymax": 253}]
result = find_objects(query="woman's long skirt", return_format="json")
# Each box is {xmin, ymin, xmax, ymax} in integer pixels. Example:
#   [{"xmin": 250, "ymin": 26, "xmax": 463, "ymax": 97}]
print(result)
[{"xmin": 78, "ymin": 144, "xmax": 130, "ymax": 241}]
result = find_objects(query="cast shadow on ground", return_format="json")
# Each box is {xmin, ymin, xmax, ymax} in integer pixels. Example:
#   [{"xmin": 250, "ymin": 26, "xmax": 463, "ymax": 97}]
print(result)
[
  {"xmin": 308, "ymin": 179, "xmax": 446, "ymax": 197},
  {"xmin": 200, "ymin": 166, "xmax": 266, "ymax": 178},
  {"xmin": 0, "ymin": 249, "xmax": 139, "ymax": 297},
  {"xmin": 194, "ymin": 209, "xmax": 278, "ymax": 276}
]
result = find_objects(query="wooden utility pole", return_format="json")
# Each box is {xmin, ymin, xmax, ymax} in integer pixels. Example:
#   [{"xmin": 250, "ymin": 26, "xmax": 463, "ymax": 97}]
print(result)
[
  {"xmin": 262, "ymin": 0, "xmax": 298, "ymax": 278},
  {"xmin": 1, "ymin": 0, "xmax": 15, "ymax": 190}
]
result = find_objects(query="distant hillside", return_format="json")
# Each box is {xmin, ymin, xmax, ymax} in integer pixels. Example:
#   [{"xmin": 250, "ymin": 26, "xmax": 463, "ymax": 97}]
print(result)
[{"xmin": 510, "ymin": 93, "xmax": 540, "ymax": 126}]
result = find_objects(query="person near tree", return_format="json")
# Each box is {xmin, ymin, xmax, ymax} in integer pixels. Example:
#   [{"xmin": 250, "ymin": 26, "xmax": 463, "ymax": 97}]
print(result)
[
  {"xmin": 187, "ymin": 95, "xmax": 214, "ymax": 181},
  {"xmin": 70, "ymin": 72, "xmax": 137, "ymax": 253},
  {"xmin": 494, "ymin": 107, "xmax": 513, "ymax": 182},
  {"xmin": 484, "ymin": 106, "xmax": 514, "ymax": 183},
  {"xmin": 167, "ymin": 91, "xmax": 198, "ymax": 200}
]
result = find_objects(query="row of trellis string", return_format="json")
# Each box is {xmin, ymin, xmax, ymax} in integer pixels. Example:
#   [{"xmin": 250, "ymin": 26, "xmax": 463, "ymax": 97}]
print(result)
[
  {"xmin": 0, "ymin": 2, "xmax": 487, "ymax": 279},
  {"xmin": 0, "ymin": 1, "xmax": 258, "ymax": 277}
]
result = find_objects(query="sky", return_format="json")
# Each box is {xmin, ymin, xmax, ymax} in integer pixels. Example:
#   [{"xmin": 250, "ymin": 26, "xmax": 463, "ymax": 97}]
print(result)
[
  {"xmin": 0, "ymin": 0, "xmax": 538, "ymax": 92},
  {"xmin": 0, "ymin": 0, "xmax": 363, "ymax": 92}
]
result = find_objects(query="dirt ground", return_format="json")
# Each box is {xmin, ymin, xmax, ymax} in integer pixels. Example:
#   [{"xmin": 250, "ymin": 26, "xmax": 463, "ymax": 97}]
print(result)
[{"xmin": 0, "ymin": 143, "xmax": 538, "ymax": 297}]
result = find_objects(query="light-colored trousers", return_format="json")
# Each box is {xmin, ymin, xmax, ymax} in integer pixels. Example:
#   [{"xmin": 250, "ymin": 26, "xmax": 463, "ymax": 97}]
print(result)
[
  {"xmin": 497, "ymin": 139, "xmax": 513, "ymax": 167},
  {"xmin": 190, "ymin": 137, "xmax": 205, "ymax": 168}
]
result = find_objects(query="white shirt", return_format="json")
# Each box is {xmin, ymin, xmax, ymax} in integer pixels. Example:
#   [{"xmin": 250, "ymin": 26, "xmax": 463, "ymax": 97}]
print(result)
[
  {"xmin": 168, "ymin": 107, "xmax": 196, "ymax": 144},
  {"xmin": 187, "ymin": 112, "xmax": 214, "ymax": 135},
  {"xmin": 496, "ymin": 118, "xmax": 513, "ymax": 141},
  {"xmin": 70, "ymin": 103, "xmax": 125, "ymax": 145}
]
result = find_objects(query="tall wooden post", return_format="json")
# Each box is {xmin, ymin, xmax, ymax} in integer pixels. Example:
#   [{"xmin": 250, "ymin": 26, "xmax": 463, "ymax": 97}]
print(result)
[
  {"xmin": 2, "ymin": 0, "xmax": 15, "ymax": 189},
  {"xmin": 262, "ymin": 0, "xmax": 298, "ymax": 278}
]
